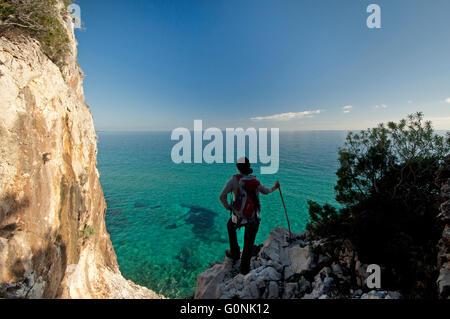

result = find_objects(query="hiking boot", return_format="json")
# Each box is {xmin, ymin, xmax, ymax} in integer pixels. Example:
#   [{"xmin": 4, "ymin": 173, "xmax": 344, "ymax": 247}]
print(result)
[
  {"xmin": 225, "ymin": 250, "xmax": 240, "ymax": 260},
  {"xmin": 240, "ymin": 265, "xmax": 250, "ymax": 275}
]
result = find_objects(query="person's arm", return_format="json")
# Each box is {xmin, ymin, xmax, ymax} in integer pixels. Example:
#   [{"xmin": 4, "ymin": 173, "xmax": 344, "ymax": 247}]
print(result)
[
  {"xmin": 259, "ymin": 181, "xmax": 280, "ymax": 195},
  {"xmin": 219, "ymin": 177, "xmax": 234, "ymax": 210}
]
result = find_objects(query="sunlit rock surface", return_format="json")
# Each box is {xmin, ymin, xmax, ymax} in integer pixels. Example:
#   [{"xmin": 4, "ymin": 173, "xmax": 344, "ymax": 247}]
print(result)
[{"xmin": 0, "ymin": 4, "xmax": 162, "ymax": 299}]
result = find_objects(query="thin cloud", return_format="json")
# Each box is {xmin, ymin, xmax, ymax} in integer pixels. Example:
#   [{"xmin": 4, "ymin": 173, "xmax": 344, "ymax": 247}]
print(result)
[
  {"xmin": 251, "ymin": 110, "xmax": 322, "ymax": 121},
  {"xmin": 425, "ymin": 116, "xmax": 450, "ymax": 130},
  {"xmin": 343, "ymin": 105, "xmax": 353, "ymax": 113},
  {"xmin": 375, "ymin": 104, "xmax": 388, "ymax": 109},
  {"xmin": 445, "ymin": 98, "xmax": 450, "ymax": 104}
]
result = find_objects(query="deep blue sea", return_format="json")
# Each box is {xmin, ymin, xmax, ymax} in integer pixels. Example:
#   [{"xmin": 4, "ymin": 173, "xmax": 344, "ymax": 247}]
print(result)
[{"xmin": 97, "ymin": 131, "xmax": 348, "ymax": 298}]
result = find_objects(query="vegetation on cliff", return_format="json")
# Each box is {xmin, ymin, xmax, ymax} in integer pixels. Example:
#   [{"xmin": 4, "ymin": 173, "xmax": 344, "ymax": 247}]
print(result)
[
  {"xmin": 0, "ymin": 0, "xmax": 73, "ymax": 68},
  {"xmin": 307, "ymin": 112, "xmax": 450, "ymax": 298}
]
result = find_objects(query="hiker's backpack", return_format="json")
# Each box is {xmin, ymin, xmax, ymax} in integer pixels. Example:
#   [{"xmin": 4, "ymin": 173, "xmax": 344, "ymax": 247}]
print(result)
[{"xmin": 232, "ymin": 174, "xmax": 261, "ymax": 224}]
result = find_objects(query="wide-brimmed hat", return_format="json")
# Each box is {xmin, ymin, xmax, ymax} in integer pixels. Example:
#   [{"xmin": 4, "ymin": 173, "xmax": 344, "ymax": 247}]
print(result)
[{"xmin": 237, "ymin": 157, "xmax": 253, "ymax": 175}]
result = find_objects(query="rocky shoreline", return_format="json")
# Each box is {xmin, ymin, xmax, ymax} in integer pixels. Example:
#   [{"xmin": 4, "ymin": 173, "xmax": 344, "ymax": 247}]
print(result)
[
  {"xmin": 194, "ymin": 157, "xmax": 450, "ymax": 300},
  {"xmin": 194, "ymin": 227, "xmax": 402, "ymax": 299}
]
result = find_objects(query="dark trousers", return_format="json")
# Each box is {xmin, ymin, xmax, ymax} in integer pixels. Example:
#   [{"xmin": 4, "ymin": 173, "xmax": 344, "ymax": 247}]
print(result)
[{"xmin": 227, "ymin": 217, "xmax": 259, "ymax": 273}]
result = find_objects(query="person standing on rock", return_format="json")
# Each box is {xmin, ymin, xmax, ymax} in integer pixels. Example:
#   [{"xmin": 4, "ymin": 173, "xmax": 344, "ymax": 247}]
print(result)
[{"xmin": 219, "ymin": 157, "xmax": 280, "ymax": 275}]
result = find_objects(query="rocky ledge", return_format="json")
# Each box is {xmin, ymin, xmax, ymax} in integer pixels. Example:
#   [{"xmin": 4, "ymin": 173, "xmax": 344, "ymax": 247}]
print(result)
[
  {"xmin": 194, "ymin": 227, "xmax": 401, "ymax": 299},
  {"xmin": 436, "ymin": 155, "xmax": 450, "ymax": 299}
]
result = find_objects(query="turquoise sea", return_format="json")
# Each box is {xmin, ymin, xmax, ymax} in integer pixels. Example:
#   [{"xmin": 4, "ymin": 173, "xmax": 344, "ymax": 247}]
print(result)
[{"xmin": 97, "ymin": 131, "xmax": 348, "ymax": 298}]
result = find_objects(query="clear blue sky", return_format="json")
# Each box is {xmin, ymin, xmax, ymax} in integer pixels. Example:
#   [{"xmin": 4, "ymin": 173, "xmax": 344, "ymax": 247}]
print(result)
[{"xmin": 76, "ymin": 0, "xmax": 450, "ymax": 131}]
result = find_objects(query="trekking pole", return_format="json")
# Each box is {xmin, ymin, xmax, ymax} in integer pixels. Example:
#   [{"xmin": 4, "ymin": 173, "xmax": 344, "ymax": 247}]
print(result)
[
  {"xmin": 279, "ymin": 187, "xmax": 292, "ymax": 241},
  {"xmin": 229, "ymin": 193, "xmax": 234, "ymax": 217}
]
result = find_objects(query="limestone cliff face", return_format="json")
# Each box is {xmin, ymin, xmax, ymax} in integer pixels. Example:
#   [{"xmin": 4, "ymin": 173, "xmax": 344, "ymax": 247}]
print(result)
[{"xmin": 0, "ymin": 10, "xmax": 161, "ymax": 298}]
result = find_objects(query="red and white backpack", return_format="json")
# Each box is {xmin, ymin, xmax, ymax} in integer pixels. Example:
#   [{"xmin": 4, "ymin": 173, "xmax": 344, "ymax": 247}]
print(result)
[{"xmin": 231, "ymin": 174, "xmax": 261, "ymax": 226}]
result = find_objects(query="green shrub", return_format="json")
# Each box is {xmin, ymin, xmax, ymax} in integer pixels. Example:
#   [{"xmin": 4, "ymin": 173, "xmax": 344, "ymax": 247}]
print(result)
[
  {"xmin": 307, "ymin": 112, "xmax": 450, "ymax": 298},
  {"xmin": 0, "ymin": 0, "xmax": 73, "ymax": 69},
  {"xmin": 80, "ymin": 225, "xmax": 95, "ymax": 240},
  {"xmin": 306, "ymin": 201, "xmax": 350, "ymax": 237}
]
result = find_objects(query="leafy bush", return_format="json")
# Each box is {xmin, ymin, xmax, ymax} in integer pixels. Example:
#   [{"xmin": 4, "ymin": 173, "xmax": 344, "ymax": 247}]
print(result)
[
  {"xmin": 0, "ymin": 0, "xmax": 73, "ymax": 69},
  {"xmin": 307, "ymin": 112, "xmax": 450, "ymax": 297},
  {"xmin": 80, "ymin": 225, "xmax": 95, "ymax": 240},
  {"xmin": 306, "ymin": 201, "xmax": 349, "ymax": 237}
]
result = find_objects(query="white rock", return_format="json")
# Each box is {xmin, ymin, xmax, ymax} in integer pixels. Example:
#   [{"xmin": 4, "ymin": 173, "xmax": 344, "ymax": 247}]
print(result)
[
  {"xmin": 284, "ymin": 266, "xmax": 294, "ymax": 281},
  {"xmin": 259, "ymin": 227, "xmax": 290, "ymax": 263},
  {"xmin": 195, "ymin": 260, "xmax": 234, "ymax": 299},
  {"xmin": 303, "ymin": 267, "xmax": 333, "ymax": 299},
  {"xmin": 241, "ymin": 281, "xmax": 260, "ymax": 299},
  {"xmin": 288, "ymin": 246, "xmax": 314, "ymax": 275},
  {"xmin": 266, "ymin": 281, "xmax": 279, "ymax": 299},
  {"xmin": 282, "ymin": 282, "xmax": 298, "ymax": 299},
  {"xmin": 259, "ymin": 267, "xmax": 282, "ymax": 282}
]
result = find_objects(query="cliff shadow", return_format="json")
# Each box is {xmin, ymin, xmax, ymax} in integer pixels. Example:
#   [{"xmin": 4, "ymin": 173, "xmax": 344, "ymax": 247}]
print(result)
[
  {"xmin": 0, "ymin": 192, "xmax": 30, "ymax": 239},
  {"xmin": 0, "ymin": 231, "xmax": 67, "ymax": 299}
]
